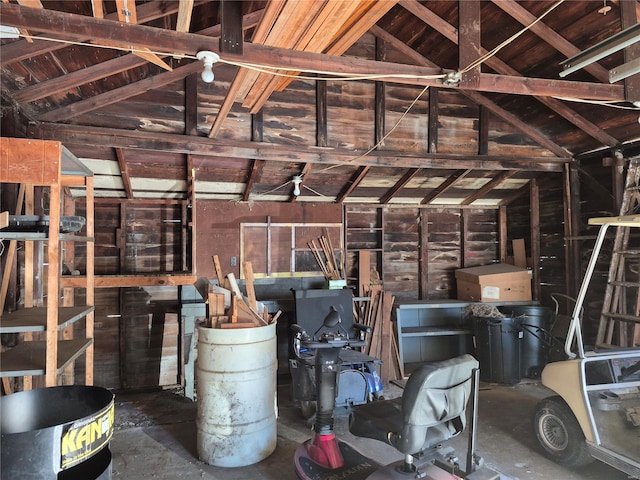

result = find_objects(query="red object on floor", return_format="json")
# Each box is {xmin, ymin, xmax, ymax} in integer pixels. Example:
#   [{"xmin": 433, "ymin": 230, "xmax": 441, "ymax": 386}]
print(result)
[{"xmin": 306, "ymin": 433, "xmax": 344, "ymax": 469}]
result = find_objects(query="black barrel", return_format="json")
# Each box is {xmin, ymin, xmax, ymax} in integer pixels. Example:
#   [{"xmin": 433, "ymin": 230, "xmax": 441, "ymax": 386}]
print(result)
[
  {"xmin": 499, "ymin": 305, "xmax": 552, "ymax": 378},
  {"xmin": 472, "ymin": 316, "xmax": 522, "ymax": 385},
  {"xmin": 1, "ymin": 385, "xmax": 114, "ymax": 480}
]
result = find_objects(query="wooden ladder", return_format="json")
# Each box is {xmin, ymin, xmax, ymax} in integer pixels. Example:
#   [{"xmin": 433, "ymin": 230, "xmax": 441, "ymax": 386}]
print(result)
[{"xmin": 595, "ymin": 158, "xmax": 640, "ymax": 348}]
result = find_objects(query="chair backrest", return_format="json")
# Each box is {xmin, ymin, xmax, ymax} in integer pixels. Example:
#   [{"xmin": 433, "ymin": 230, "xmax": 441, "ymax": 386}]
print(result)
[
  {"xmin": 391, "ymin": 354, "xmax": 478, "ymax": 454},
  {"xmin": 293, "ymin": 289, "xmax": 355, "ymax": 338}
]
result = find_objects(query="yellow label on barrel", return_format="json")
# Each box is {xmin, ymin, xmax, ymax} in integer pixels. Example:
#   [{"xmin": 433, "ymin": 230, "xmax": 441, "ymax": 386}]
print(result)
[{"xmin": 60, "ymin": 400, "xmax": 114, "ymax": 470}]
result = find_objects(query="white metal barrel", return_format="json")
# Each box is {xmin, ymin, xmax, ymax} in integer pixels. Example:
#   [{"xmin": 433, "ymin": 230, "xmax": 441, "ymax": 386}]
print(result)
[{"xmin": 196, "ymin": 323, "xmax": 277, "ymax": 467}]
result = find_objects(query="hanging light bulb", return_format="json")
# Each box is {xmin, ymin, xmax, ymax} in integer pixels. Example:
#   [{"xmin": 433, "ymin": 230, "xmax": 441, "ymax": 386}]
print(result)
[
  {"xmin": 292, "ymin": 176, "xmax": 303, "ymax": 196},
  {"xmin": 196, "ymin": 51, "xmax": 219, "ymax": 83}
]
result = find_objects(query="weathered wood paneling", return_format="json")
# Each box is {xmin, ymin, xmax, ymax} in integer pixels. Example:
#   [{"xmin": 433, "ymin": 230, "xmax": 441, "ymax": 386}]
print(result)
[
  {"xmin": 120, "ymin": 287, "xmax": 179, "ymax": 391},
  {"xmin": 383, "ymin": 208, "xmax": 419, "ymax": 300}
]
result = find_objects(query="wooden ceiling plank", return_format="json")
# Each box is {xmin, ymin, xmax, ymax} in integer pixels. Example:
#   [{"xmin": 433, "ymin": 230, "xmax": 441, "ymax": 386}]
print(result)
[
  {"xmin": 336, "ymin": 166, "xmax": 371, "ymax": 203},
  {"xmin": 241, "ymin": 0, "xmax": 325, "ymax": 109},
  {"xmin": 246, "ymin": 1, "xmax": 385, "ymax": 111},
  {"xmin": 233, "ymin": 1, "xmax": 287, "ymax": 100},
  {"xmin": 326, "ymin": 1, "xmax": 394, "ymax": 54},
  {"xmin": 35, "ymin": 123, "xmax": 570, "ymax": 172},
  {"xmin": 37, "ymin": 61, "xmax": 201, "ymax": 122},
  {"xmin": 176, "ymin": 0, "xmax": 194, "ymax": 33},
  {"xmin": 460, "ymin": 171, "xmax": 517, "ymax": 206},
  {"xmin": 380, "ymin": 168, "xmax": 422, "ymax": 204},
  {"xmin": 1, "ymin": 4, "xmax": 623, "ymax": 101},
  {"xmin": 91, "ymin": 0, "xmax": 105, "ymax": 19},
  {"xmin": 276, "ymin": 0, "xmax": 398, "ymax": 92},
  {"xmin": 208, "ymin": 3, "xmax": 282, "ymax": 138},
  {"xmin": 492, "ymin": 0, "xmax": 610, "ymax": 83},
  {"xmin": 12, "ymin": 54, "xmax": 148, "ymax": 104},
  {"xmin": 237, "ymin": 0, "xmax": 309, "ymax": 101},
  {"xmin": 421, "ymin": 169, "xmax": 472, "ymax": 205}
]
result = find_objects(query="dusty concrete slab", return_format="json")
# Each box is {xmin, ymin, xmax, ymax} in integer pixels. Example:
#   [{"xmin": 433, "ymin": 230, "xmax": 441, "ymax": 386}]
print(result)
[{"xmin": 110, "ymin": 382, "xmax": 630, "ymax": 480}]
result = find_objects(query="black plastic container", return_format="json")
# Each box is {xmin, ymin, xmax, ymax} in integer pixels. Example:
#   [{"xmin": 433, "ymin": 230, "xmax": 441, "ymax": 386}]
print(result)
[
  {"xmin": 472, "ymin": 316, "xmax": 522, "ymax": 385},
  {"xmin": 1, "ymin": 385, "xmax": 114, "ymax": 480},
  {"xmin": 499, "ymin": 305, "xmax": 552, "ymax": 378}
]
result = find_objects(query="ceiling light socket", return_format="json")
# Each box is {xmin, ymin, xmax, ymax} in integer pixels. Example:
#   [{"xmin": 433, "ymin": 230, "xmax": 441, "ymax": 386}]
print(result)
[
  {"xmin": 196, "ymin": 51, "xmax": 220, "ymax": 83},
  {"xmin": 292, "ymin": 175, "xmax": 303, "ymax": 196}
]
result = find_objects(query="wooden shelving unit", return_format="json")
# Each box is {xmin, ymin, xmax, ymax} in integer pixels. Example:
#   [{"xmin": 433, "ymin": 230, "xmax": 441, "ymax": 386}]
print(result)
[
  {"xmin": 0, "ymin": 137, "xmax": 95, "ymax": 388},
  {"xmin": 344, "ymin": 205, "xmax": 384, "ymax": 289}
]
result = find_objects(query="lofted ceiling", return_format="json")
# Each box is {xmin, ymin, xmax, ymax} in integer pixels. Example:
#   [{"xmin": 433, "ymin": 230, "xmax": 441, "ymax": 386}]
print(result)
[{"xmin": 1, "ymin": 0, "xmax": 640, "ymax": 206}]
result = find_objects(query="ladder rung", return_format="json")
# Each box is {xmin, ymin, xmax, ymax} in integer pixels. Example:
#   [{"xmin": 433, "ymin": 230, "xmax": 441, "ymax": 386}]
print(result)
[
  {"xmin": 609, "ymin": 281, "xmax": 640, "ymax": 287},
  {"xmin": 601, "ymin": 312, "xmax": 640, "ymax": 323},
  {"xmin": 613, "ymin": 249, "xmax": 640, "ymax": 256}
]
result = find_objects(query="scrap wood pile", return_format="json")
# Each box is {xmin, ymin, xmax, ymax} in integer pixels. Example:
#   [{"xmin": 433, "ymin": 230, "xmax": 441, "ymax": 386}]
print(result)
[
  {"xmin": 206, "ymin": 256, "xmax": 281, "ymax": 329},
  {"xmin": 354, "ymin": 285, "xmax": 404, "ymax": 383},
  {"xmin": 308, "ymin": 230, "xmax": 343, "ymax": 281}
]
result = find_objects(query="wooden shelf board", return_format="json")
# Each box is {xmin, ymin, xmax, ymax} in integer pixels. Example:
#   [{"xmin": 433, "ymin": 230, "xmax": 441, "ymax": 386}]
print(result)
[
  {"xmin": 400, "ymin": 326, "xmax": 472, "ymax": 337},
  {"xmin": 0, "ymin": 232, "xmax": 93, "ymax": 242},
  {"xmin": 0, "ymin": 231, "xmax": 48, "ymax": 241},
  {"xmin": 0, "ymin": 306, "xmax": 94, "ymax": 333},
  {"xmin": 0, "ymin": 338, "xmax": 93, "ymax": 377}
]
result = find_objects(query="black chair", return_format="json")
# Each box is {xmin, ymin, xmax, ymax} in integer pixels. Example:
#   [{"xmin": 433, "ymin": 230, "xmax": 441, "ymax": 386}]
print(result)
[
  {"xmin": 289, "ymin": 289, "xmax": 383, "ymax": 417},
  {"xmin": 349, "ymin": 354, "xmax": 481, "ymax": 477}
]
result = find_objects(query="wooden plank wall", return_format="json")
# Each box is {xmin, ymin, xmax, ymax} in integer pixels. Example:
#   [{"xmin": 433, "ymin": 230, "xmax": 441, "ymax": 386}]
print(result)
[{"xmin": 345, "ymin": 206, "xmax": 500, "ymax": 300}]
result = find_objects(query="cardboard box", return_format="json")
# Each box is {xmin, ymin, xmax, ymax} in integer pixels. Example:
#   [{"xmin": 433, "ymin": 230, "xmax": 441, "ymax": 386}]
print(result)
[{"xmin": 455, "ymin": 263, "xmax": 532, "ymax": 302}]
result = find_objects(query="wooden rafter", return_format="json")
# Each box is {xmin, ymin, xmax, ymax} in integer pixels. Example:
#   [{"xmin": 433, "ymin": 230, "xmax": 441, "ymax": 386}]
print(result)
[
  {"xmin": 397, "ymin": 0, "xmax": 621, "ymax": 148},
  {"xmin": 35, "ymin": 123, "xmax": 570, "ymax": 171},
  {"xmin": 491, "ymin": 0, "xmax": 610, "ymax": 83},
  {"xmin": 460, "ymin": 171, "xmax": 517, "ymax": 206},
  {"xmin": 1, "ymin": 4, "xmax": 625, "ymax": 101},
  {"xmin": 336, "ymin": 166, "xmax": 371, "ymax": 203},
  {"xmin": 421, "ymin": 169, "xmax": 472, "ymax": 205},
  {"xmin": 176, "ymin": 0, "xmax": 194, "ymax": 33},
  {"xmin": 380, "ymin": 169, "xmax": 421, "ymax": 204},
  {"xmin": 114, "ymin": 0, "xmax": 172, "ymax": 71},
  {"xmin": 115, "ymin": 148, "xmax": 134, "ymax": 199}
]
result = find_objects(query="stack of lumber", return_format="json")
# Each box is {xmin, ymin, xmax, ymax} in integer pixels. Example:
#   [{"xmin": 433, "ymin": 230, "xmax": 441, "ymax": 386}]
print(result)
[
  {"xmin": 207, "ymin": 257, "xmax": 281, "ymax": 329},
  {"xmin": 354, "ymin": 285, "xmax": 404, "ymax": 383},
  {"xmin": 308, "ymin": 230, "xmax": 343, "ymax": 281}
]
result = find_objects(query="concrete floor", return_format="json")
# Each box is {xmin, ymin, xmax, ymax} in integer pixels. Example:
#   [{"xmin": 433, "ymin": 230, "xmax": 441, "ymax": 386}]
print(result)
[{"xmin": 110, "ymin": 380, "xmax": 631, "ymax": 480}]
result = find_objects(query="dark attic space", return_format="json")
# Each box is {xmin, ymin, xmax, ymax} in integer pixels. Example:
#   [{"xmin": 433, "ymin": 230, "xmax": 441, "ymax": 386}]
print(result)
[{"xmin": 1, "ymin": 1, "xmax": 640, "ymax": 480}]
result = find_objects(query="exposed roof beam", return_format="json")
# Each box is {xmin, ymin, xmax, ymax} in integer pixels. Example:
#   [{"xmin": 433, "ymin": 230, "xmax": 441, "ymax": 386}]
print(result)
[
  {"xmin": 491, "ymin": 0, "xmax": 610, "ymax": 83},
  {"xmin": 396, "ymin": 0, "xmax": 621, "ymax": 147},
  {"xmin": 460, "ymin": 171, "xmax": 517, "ymax": 205},
  {"xmin": 1, "ymin": 0, "xmax": 186, "ymax": 65},
  {"xmin": 370, "ymin": 25, "xmax": 569, "ymax": 157},
  {"xmin": 115, "ymin": 148, "xmax": 134, "ymax": 199},
  {"xmin": 421, "ymin": 169, "xmax": 472, "ymax": 205},
  {"xmin": 176, "ymin": 0, "xmax": 194, "ymax": 33},
  {"xmin": 336, "ymin": 166, "xmax": 370, "ymax": 203},
  {"xmin": 12, "ymin": 10, "xmax": 263, "ymax": 105},
  {"xmin": 38, "ymin": 60, "xmax": 201, "ymax": 122},
  {"xmin": 0, "ymin": 3, "xmax": 624, "ymax": 101},
  {"xmin": 380, "ymin": 168, "xmax": 421, "ymax": 204},
  {"xmin": 33, "ymin": 123, "xmax": 570, "ymax": 171}
]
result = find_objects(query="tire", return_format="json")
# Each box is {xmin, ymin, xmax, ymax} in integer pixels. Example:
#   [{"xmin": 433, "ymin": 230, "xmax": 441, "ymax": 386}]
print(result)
[{"xmin": 533, "ymin": 396, "xmax": 593, "ymax": 468}]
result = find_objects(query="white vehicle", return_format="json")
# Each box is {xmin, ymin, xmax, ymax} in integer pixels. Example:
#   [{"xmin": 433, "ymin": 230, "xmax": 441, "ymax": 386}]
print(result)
[{"xmin": 534, "ymin": 216, "xmax": 640, "ymax": 479}]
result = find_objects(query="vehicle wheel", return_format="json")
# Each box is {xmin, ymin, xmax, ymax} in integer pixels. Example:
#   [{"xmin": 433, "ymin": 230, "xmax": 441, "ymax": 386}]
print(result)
[
  {"xmin": 300, "ymin": 400, "xmax": 316, "ymax": 420},
  {"xmin": 533, "ymin": 396, "xmax": 593, "ymax": 468}
]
